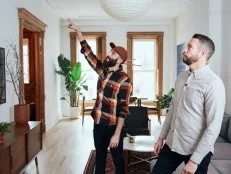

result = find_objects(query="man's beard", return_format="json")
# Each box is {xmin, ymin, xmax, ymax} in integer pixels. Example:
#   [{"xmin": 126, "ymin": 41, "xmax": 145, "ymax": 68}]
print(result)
[
  {"xmin": 103, "ymin": 56, "xmax": 118, "ymax": 67},
  {"xmin": 183, "ymin": 54, "xmax": 198, "ymax": 66}
]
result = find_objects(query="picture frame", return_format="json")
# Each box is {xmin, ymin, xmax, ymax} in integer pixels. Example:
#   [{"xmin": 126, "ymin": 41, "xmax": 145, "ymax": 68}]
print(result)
[
  {"xmin": 0, "ymin": 47, "xmax": 6, "ymax": 104},
  {"xmin": 177, "ymin": 42, "xmax": 186, "ymax": 76}
]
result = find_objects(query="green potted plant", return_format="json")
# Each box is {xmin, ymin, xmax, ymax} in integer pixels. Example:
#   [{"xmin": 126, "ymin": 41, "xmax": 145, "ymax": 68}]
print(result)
[
  {"xmin": 5, "ymin": 41, "xmax": 29, "ymax": 124},
  {"xmin": 156, "ymin": 88, "xmax": 174, "ymax": 113},
  {"xmin": 0, "ymin": 122, "xmax": 11, "ymax": 144},
  {"xmin": 55, "ymin": 54, "xmax": 88, "ymax": 118}
]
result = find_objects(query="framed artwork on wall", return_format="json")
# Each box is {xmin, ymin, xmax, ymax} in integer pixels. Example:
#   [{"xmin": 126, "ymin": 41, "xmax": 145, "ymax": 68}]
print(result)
[
  {"xmin": 177, "ymin": 42, "xmax": 187, "ymax": 76},
  {"xmin": 0, "ymin": 47, "xmax": 6, "ymax": 104}
]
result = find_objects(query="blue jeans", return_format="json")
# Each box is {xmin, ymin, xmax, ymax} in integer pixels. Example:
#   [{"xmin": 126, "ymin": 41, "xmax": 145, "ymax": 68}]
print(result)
[
  {"xmin": 152, "ymin": 144, "xmax": 213, "ymax": 174},
  {"xmin": 93, "ymin": 124, "xmax": 125, "ymax": 174}
]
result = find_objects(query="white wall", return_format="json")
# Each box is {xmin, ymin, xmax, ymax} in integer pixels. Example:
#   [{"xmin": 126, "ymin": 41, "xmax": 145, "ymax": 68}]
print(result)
[
  {"xmin": 60, "ymin": 18, "xmax": 177, "ymax": 96},
  {"xmin": 176, "ymin": 0, "xmax": 209, "ymax": 44},
  {"xmin": 0, "ymin": 0, "xmax": 19, "ymax": 122},
  {"xmin": 0, "ymin": 0, "xmax": 62, "ymax": 130},
  {"xmin": 222, "ymin": 0, "xmax": 231, "ymax": 113},
  {"xmin": 176, "ymin": 0, "xmax": 230, "ymax": 114}
]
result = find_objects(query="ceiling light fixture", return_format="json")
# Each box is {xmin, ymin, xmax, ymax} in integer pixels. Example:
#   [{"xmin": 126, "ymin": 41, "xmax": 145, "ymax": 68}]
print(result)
[{"xmin": 99, "ymin": 0, "xmax": 153, "ymax": 22}]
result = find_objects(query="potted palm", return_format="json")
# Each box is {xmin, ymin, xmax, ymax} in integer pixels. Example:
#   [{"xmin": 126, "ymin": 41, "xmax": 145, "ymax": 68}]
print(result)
[
  {"xmin": 56, "ymin": 54, "xmax": 88, "ymax": 118},
  {"xmin": 0, "ymin": 122, "xmax": 11, "ymax": 144},
  {"xmin": 156, "ymin": 88, "xmax": 174, "ymax": 114},
  {"xmin": 5, "ymin": 42, "xmax": 29, "ymax": 124}
]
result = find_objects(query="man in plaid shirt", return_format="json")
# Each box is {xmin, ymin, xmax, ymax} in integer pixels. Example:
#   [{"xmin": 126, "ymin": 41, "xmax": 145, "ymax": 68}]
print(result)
[{"xmin": 68, "ymin": 20, "xmax": 132, "ymax": 174}]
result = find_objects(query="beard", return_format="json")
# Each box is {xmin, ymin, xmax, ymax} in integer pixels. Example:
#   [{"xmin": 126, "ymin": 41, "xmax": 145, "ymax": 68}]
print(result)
[
  {"xmin": 183, "ymin": 53, "xmax": 198, "ymax": 66},
  {"xmin": 103, "ymin": 56, "xmax": 118, "ymax": 67}
]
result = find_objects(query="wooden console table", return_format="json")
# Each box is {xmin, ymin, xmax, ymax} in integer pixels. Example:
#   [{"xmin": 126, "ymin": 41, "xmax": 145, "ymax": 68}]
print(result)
[{"xmin": 0, "ymin": 121, "xmax": 42, "ymax": 174}]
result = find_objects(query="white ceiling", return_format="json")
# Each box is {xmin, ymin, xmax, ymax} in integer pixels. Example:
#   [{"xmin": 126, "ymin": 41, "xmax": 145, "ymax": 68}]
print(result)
[{"xmin": 47, "ymin": 0, "xmax": 192, "ymax": 20}]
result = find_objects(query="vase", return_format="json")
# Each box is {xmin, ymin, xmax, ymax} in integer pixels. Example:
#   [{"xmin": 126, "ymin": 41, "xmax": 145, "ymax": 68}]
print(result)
[
  {"xmin": 14, "ymin": 104, "xmax": 30, "ymax": 124},
  {"xmin": 0, "ymin": 134, "xmax": 4, "ymax": 144},
  {"xmin": 69, "ymin": 106, "xmax": 81, "ymax": 119}
]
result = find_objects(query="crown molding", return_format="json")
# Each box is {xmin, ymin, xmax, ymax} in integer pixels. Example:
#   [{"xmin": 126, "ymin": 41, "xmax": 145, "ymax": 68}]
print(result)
[{"xmin": 61, "ymin": 17, "xmax": 174, "ymax": 26}]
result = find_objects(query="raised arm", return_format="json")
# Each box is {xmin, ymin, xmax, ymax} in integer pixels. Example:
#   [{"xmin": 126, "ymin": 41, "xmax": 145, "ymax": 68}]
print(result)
[
  {"xmin": 67, "ymin": 18, "xmax": 84, "ymax": 42},
  {"xmin": 67, "ymin": 19, "xmax": 104, "ymax": 75}
]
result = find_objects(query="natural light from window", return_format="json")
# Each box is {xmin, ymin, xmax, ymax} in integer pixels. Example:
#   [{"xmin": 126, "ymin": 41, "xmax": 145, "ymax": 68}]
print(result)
[
  {"xmin": 23, "ymin": 39, "xmax": 29, "ymax": 84},
  {"xmin": 77, "ymin": 39, "xmax": 98, "ymax": 100},
  {"xmin": 132, "ymin": 39, "xmax": 157, "ymax": 101}
]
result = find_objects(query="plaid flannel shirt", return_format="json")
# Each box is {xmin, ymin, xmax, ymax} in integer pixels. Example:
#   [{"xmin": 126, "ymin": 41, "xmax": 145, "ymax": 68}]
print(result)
[{"xmin": 80, "ymin": 40, "xmax": 132, "ymax": 126}]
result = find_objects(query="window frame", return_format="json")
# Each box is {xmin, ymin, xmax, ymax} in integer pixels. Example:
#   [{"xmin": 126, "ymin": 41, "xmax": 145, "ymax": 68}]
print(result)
[{"xmin": 127, "ymin": 32, "xmax": 164, "ymax": 102}]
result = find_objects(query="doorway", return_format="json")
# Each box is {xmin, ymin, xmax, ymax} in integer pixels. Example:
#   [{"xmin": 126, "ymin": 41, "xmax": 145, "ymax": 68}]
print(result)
[
  {"xmin": 23, "ymin": 29, "xmax": 36, "ymax": 121},
  {"xmin": 18, "ymin": 8, "xmax": 47, "ymax": 132}
]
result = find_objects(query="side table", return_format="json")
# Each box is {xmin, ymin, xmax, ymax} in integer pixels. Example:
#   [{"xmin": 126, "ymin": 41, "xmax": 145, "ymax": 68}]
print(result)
[{"xmin": 123, "ymin": 135, "xmax": 157, "ymax": 173}]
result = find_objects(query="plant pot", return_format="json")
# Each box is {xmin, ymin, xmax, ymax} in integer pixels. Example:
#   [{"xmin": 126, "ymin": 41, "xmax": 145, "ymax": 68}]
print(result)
[
  {"xmin": 14, "ymin": 104, "xmax": 30, "ymax": 124},
  {"xmin": 62, "ymin": 100, "xmax": 70, "ymax": 117},
  {"xmin": 69, "ymin": 106, "xmax": 81, "ymax": 119},
  {"xmin": 161, "ymin": 108, "xmax": 169, "ymax": 116},
  {"xmin": 0, "ymin": 134, "xmax": 4, "ymax": 144}
]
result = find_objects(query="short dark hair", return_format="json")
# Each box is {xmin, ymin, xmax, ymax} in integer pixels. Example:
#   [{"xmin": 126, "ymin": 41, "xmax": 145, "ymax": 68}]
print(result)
[{"xmin": 192, "ymin": 33, "xmax": 215, "ymax": 60}]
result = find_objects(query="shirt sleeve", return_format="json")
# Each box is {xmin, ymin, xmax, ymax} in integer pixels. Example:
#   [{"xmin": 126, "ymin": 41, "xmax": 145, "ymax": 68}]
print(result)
[
  {"xmin": 80, "ymin": 40, "xmax": 104, "ymax": 75},
  {"xmin": 190, "ymin": 79, "xmax": 226, "ymax": 164},
  {"xmin": 117, "ymin": 77, "xmax": 132, "ymax": 119}
]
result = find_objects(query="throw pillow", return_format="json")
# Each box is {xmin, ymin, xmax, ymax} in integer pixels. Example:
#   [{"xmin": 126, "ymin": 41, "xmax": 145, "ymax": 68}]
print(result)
[
  {"xmin": 228, "ymin": 113, "xmax": 231, "ymax": 142},
  {"xmin": 219, "ymin": 113, "xmax": 230, "ymax": 140}
]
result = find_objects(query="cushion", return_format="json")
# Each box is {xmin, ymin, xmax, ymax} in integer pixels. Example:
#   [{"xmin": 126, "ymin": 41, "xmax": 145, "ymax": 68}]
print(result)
[
  {"xmin": 211, "ymin": 160, "xmax": 231, "ymax": 174},
  {"xmin": 207, "ymin": 164, "xmax": 220, "ymax": 174},
  {"xmin": 228, "ymin": 113, "xmax": 231, "ymax": 142},
  {"xmin": 215, "ymin": 136, "xmax": 227, "ymax": 143},
  {"xmin": 219, "ymin": 113, "xmax": 230, "ymax": 140},
  {"xmin": 212, "ymin": 143, "xmax": 231, "ymax": 160}
]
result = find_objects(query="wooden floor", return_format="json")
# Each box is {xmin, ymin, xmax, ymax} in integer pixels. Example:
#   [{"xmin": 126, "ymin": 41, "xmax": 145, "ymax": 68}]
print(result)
[{"xmin": 22, "ymin": 115, "xmax": 164, "ymax": 174}]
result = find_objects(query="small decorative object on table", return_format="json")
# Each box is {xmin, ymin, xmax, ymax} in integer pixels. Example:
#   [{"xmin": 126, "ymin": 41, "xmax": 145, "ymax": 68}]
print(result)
[
  {"xmin": 126, "ymin": 133, "xmax": 134, "ymax": 143},
  {"xmin": 0, "ymin": 122, "xmax": 11, "ymax": 144}
]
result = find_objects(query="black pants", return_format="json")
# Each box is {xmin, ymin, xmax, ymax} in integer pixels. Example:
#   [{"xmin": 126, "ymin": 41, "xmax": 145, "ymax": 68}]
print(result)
[
  {"xmin": 152, "ymin": 144, "xmax": 213, "ymax": 174},
  {"xmin": 93, "ymin": 124, "xmax": 125, "ymax": 174}
]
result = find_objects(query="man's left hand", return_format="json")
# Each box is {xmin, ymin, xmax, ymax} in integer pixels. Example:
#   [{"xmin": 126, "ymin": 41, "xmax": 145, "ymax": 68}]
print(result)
[
  {"xmin": 109, "ymin": 134, "xmax": 120, "ymax": 148},
  {"xmin": 181, "ymin": 160, "xmax": 198, "ymax": 174}
]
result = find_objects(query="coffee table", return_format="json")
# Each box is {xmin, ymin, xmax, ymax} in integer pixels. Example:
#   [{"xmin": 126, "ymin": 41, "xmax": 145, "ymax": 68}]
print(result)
[{"xmin": 123, "ymin": 135, "xmax": 157, "ymax": 173}]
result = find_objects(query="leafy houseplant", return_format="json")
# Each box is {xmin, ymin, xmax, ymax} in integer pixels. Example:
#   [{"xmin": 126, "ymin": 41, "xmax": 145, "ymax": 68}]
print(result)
[
  {"xmin": 5, "ymin": 41, "xmax": 29, "ymax": 124},
  {"xmin": 55, "ymin": 54, "xmax": 88, "ymax": 118},
  {"xmin": 156, "ymin": 88, "xmax": 174, "ymax": 112},
  {"xmin": 0, "ymin": 122, "xmax": 11, "ymax": 144}
]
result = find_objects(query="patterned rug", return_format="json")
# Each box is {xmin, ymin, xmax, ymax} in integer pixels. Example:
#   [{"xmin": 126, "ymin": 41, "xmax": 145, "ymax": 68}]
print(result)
[{"xmin": 84, "ymin": 150, "xmax": 154, "ymax": 174}]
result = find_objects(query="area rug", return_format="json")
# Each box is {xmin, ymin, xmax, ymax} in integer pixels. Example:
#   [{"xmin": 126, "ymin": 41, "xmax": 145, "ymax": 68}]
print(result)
[{"xmin": 84, "ymin": 150, "xmax": 153, "ymax": 174}]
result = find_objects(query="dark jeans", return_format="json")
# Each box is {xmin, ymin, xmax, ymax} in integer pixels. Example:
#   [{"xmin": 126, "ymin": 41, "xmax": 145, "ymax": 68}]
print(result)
[
  {"xmin": 152, "ymin": 144, "xmax": 213, "ymax": 174},
  {"xmin": 93, "ymin": 124, "xmax": 125, "ymax": 174}
]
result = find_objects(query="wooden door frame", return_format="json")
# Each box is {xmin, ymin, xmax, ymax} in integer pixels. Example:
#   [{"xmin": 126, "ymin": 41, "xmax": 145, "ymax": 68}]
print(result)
[
  {"xmin": 18, "ymin": 8, "xmax": 47, "ymax": 132},
  {"xmin": 127, "ymin": 32, "xmax": 164, "ymax": 100}
]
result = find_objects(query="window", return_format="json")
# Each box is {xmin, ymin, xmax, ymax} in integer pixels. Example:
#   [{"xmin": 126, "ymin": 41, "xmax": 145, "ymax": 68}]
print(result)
[
  {"xmin": 127, "ymin": 32, "xmax": 163, "ymax": 101},
  {"xmin": 132, "ymin": 39, "xmax": 156, "ymax": 100},
  {"xmin": 77, "ymin": 39, "xmax": 98, "ymax": 100}
]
